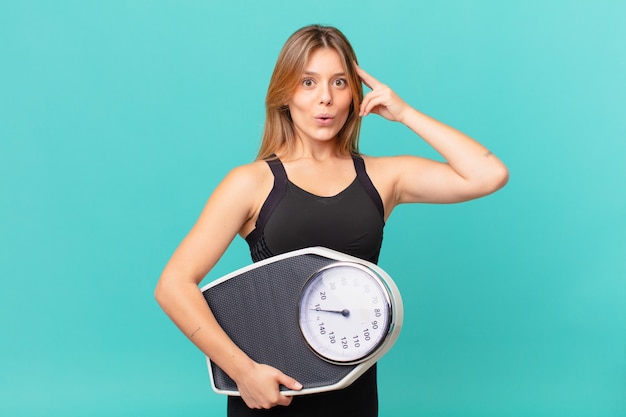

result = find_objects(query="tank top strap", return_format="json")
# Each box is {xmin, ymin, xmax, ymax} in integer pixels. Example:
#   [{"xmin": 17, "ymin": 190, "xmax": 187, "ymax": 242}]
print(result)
[
  {"xmin": 352, "ymin": 155, "xmax": 385, "ymax": 220},
  {"xmin": 266, "ymin": 157, "xmax": 288, "ymax": 184},
  {"xmin": 245, "ymin": 157, "xmax": 288, "ymax": 249}
]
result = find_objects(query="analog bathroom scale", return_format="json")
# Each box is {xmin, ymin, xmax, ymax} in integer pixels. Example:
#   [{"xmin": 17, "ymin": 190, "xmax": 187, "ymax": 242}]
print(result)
[{"xmin": 201, "ymin": 247, "xmax": 403, "ymax": 396}]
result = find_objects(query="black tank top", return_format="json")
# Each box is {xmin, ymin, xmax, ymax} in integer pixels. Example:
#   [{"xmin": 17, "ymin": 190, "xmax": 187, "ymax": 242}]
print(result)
[
  {"xmin": 245, "ymin": 155, "xmax": 385, "ymax": 264},
  {"xmin": 231, "ymin": 155, "xmax": 385, "ymax": 417}
]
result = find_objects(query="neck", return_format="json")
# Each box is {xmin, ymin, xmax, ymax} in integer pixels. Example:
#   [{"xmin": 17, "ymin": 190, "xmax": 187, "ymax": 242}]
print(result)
[{"xmin": 279, "ymin": 136, "xmax": 350, "ymax": 162}]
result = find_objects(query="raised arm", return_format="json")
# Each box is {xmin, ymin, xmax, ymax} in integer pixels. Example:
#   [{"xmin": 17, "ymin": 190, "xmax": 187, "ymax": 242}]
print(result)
[
  {"xmin": 357, "ymin": 65, "xmax": 509, "ymax": 207},
  {"xmin": 154, "ymin": 163, "xmax": 302, "ymax": 409}
]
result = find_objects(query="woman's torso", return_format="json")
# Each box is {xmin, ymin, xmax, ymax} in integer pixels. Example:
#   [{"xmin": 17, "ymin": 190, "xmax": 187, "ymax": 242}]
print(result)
[{"xmin": 229, "ymin": 154, "xmax": 385, "ymax": 417}]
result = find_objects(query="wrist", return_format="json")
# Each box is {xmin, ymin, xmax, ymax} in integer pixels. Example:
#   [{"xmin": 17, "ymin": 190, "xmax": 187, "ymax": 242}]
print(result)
[
  {"xmin": 229, "ymin": 354, "xmax": 257, "ymax": 383},
  {"xmin": 397, "ymin": 105, "xmax": 420, "ymax": 126}
]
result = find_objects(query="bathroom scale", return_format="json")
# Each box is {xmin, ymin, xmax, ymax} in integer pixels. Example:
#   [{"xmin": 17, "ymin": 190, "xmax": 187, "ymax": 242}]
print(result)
[{"xmin": 201, "ymin": 246, "xmax": 403, "ymax": 396}]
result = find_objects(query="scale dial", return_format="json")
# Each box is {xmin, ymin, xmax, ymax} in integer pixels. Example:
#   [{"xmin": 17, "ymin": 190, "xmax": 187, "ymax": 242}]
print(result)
[{"xmin": 297, "ymin": 262, "xmax": 392, "ymax": 365}]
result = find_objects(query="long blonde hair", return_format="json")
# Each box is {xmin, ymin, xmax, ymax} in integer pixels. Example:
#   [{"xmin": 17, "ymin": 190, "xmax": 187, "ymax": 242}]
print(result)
[{"xmin": 256, "ymin": 25, "xmax": 363, "ymax": 160}]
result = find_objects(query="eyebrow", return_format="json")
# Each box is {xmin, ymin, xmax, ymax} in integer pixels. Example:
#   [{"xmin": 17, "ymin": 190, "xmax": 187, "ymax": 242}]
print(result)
[{"xmin": 303, "ymin": 71, "xmax": 346, "ymax": 77}]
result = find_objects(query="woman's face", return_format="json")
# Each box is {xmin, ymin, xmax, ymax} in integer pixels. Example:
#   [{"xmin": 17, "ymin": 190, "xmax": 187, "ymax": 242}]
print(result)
[{"xmin": 288, "ymin": 47, "xmax": 353, "ymax": 146}]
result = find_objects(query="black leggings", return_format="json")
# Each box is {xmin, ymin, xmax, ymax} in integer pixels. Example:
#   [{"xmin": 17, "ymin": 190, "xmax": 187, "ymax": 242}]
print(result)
[{"xmin": 227, "ymin": 365, "xmax": 378, "ymax": 417}]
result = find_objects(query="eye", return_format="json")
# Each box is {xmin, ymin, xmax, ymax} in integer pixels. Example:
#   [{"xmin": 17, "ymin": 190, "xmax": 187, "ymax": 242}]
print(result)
[
  {"xmin": 333, "ymin": 78, "xmax": 348, "ymax": 88},
  {"xmin": 302, "ymin": 78, "xmax": 315, "ymax": 88}
]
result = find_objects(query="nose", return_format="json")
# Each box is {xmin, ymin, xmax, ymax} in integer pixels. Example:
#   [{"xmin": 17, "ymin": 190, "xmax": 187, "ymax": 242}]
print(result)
[{"xmin": 319, "ymin": 84, "xmax": 332, "ymax": 106}]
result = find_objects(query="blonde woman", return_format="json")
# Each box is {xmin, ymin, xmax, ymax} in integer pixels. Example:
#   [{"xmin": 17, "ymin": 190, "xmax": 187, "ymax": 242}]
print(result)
[{"xmin": 155, "ymin": 24, "xmax": 509, "ymax": 417}]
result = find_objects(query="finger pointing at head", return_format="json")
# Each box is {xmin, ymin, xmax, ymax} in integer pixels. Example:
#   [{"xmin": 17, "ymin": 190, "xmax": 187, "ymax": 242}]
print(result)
[{"xmin": 355, "ymin": 64, "xmax": 379, "ymax": 90}]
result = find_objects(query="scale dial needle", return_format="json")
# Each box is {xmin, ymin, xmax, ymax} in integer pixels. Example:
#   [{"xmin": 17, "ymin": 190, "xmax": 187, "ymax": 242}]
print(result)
[{"xmin": 311, "ymin": 308, "xmax": 350, "ymax": 317}]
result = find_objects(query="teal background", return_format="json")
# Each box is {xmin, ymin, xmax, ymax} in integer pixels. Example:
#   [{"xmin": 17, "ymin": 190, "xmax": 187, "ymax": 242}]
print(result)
[{"xmin": 1, "ymin": 1, "xmax": 624, "ymax": 416}]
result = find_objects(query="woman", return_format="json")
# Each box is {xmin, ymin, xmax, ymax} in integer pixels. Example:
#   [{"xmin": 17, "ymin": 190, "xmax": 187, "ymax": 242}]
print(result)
[{"xmin": 155, "ymin": 25, "xmax": 508, "ymax": 416}]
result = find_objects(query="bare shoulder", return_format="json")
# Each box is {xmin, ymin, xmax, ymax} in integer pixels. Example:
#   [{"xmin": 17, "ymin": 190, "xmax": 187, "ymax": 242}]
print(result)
[
  {"xmin": 360, "ymin": 154, "xmax": 434, "ymax": 213},
  {"xmin": 214, "ymin": 160, "xmax": 274, "ymax": 236},
  {"xmin": 361, "ymin": 155, "xmax": 426, "ymax": 165},
  {"xmin": 217, "ymin": 160, "xmax": 274, "ymax": 211},
  {"xmin": 222, "ymin": 160, "xmax": 273, "ymax": 191},
  {"xmin": 361, "ymin": 154, "xmax": 430, "ymax": 182}
]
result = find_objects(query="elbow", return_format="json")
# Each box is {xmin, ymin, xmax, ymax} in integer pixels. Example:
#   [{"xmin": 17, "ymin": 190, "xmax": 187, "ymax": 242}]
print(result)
[
  {"xmin": 154, "ymin": 281, "xmax": 164, "ymax": 306},
  {"xmin": 491, "ymin": 163, "xmax": 510, "ymax": 192},
  {"xmin": 154, "ymin": 277, "xmax": 171, "ymax": 308},
  {"xmin": 471, "ymin": 164, "xmax": 509, "ymax": 198},
  {"xmin": 154, "ymin": 271, "xmax": 200, "ymax": 311}
]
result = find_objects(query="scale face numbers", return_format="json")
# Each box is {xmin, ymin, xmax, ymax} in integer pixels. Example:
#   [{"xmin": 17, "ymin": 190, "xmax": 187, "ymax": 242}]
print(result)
[{"xmin": 297, "ymin": 262, "xmax": 392, "ymax": 365}]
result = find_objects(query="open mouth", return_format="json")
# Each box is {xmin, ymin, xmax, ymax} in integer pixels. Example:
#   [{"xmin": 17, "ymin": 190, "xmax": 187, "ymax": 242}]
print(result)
[{"xmin": 316, "ymin": 114, "xmax": 333, "ymax": 122}]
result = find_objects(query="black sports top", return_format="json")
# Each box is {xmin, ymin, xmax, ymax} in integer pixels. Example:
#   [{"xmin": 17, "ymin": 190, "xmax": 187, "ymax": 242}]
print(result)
[
  {"xmin": 245, "ymin": 155, "xmax": 385, "ymax": 264},
  {"xmin": 230, "ymin": 155, "xmax": 385, "ymax": 417}
]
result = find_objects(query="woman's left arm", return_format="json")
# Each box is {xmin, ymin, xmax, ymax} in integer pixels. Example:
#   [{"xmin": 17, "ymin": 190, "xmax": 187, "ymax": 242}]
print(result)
[{"xmin": 357, "ymin": 65, "xmax": 509, "ymax": 206}]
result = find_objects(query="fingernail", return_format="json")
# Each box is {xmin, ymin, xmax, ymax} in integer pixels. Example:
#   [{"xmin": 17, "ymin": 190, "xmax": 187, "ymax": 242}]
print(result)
[{"xmin": 295, "ymin": 382, "xmax": 303, "ymax": 389}]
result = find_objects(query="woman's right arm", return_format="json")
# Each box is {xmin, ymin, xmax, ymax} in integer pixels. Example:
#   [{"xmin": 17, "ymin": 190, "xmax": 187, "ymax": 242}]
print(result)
[{"xmin": 154, "ymin": 163, "xmax": 302, "ymax": 409}]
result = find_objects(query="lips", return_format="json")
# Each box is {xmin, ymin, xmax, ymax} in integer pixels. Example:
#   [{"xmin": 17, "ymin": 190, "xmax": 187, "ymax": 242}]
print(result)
[
  {"xmin": 315, "ymin": 114, "xmax": 334, "ymax": 125},
  {"xmin": 315, "ymin": 113, "xmax": 334, "ymax": 121}
]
